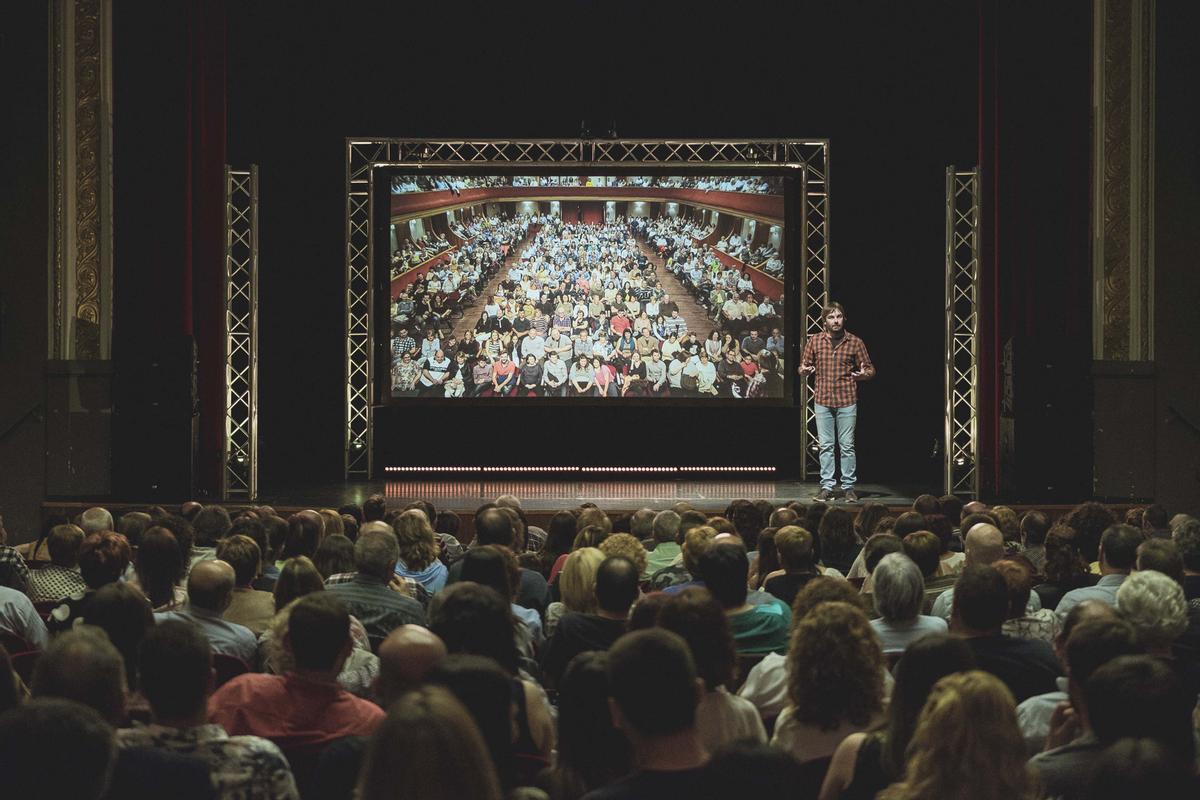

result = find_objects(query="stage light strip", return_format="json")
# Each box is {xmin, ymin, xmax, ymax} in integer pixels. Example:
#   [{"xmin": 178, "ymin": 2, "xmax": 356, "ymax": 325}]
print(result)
[{"xmin": 384, "ymin": 466, "xmax": 778, "ymax": 473}]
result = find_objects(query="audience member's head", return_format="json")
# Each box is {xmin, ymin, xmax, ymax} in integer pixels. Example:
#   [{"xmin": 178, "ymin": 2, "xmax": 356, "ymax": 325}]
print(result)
[
  {"xmin": 704, "ymin": 742, "xmax": 808, "ymax": 796},
  {"xmin": 1099, "ymin": 523, "xmax": 1142, "ymax": 573},
  {"xmin": 595, "ymin": 556, "xmax": 640, "ymax": 616},
  {"xmin": 630, "ymin": 508, "xmax": 657, "ymax": 541},
  {"xmin": 1176, "ymin": 518, "xmax": 1200, "ymax": 575},
  {"xmin": 913, "ymin": 494, "xmax": 940, "ymax": 516},
  {"xmin": 282, "ymin": 511, "xmax": 324, "ymax": 560},
  {"xmin": 651, "ymin": 510, "xmax": 681, "ymax": 545},
  {"xmin": 879, "ymin": 633, "xmax": 976, "ymax": 778},
  {"xmin": 1085, "ymin": 738, "xmax": 1199, "ymax": 800},
  {"xmin": 228, "ymin": 515, "xmax": 267, "ymax": 560},
  {"xmin": 376, "ymin": 625, "xmax": 447, "ymax": 706},
  {"xmin": 951, "ymin": 564, "xmax": 1008, "ymax": 634},
  {"xmin": 873, "ymin": 553, "xmax": 926, "ymax": 623},
  {"xmin": 697, "ymin": 539, "xmax": 749, "ymax": 610},
  {"xmin": 657, "ymin": 587, "xmax": 737, "ymax": 691},
  {"xmin": 138, "ymin": 620, "xmax": 212, "ymax": 723},
  {"xmin": 627, "ymin": 591, "xmax": 670, "ymax": 631},
  {"xmin": 357, "ymin": 685, "xmax": 502, "ymax": 800},
  {"xmin": 768, "ymin": 506, "xmax": 799, "ymax": 529},
  {"xmin": 1135, "ymin": 538, "xmax": 1183, "ymax": 581},
  {"xmin": 80, "ymin": 506, "xmax": 114, "ymax": 535},
  {"xmin": 1142, "ymin": 503, "xmax": 1169, "ymax": 532},
  {"xmin": 46, "ymin": 523, "xmax": 85, "ymax": 568},
  {"xmin": 117, "ymin": 512, "xmax": 152, "ymax": 548},
  {"xmin": 787, "ymin": 601, "xmax": 883, "ymax": 731},
  {"xmin": 1085, "ymin": 655, "xmax": 1195, "ymax": 765},
  {"xmin": 862, "ymin": 533, "xmax": 904, "ymax": 575},
  {"xmin": 362, "ymin": 494, "xmax": 387, "ymax": 523},
  {"xmin": 902, "ymin": 531, "xmax": 942, "ymax": 578},
  {"xmin": 1043, "ymin": 522, "xmax": 1089, "ymax": 587},
  {"xmin": 854, "ymin": 503, "xmax": 889, "ymax": 539},
  {"xmin": 312, "ymin": 533, "xmax": 357, "ymax": 580},
  {"xmin": 879, "ymin": 671, "xmax": 1031, "ymax": 800},
  {"xmin": 1115, "ymin": 570, "xmax": 1188, "ymax": 652},
  {"xmin": 216, "ymin": 534, "xmax": 261, "ymax": 588},
  {"xmin": 963, "ymin": 523, "xmax": 1004, "ymax": 567},
  {"xmin": 0, "ymin": 699, "xmax": 116, "ymax": 800},
  {"xmin": 551, "ymin": 651, "xmax": 631, "ymax": 795},
  {"xmin": 78, "ymin": 531, "xmax": 132, "ymax": 591},
  {"xmin": 791, "ymin": 574, "xmax": 869, "ymax": 622},
  {"xmin": 681, "ymin": 525, "xmax": 718, "ymax": 576},
  {"xmin": 598, "ymin": 533, "xmax": 647, "ymax": 577},
  {"xmin": 134, "ymin": 526, "xmax": 184, "ymax": 608},
  {"xmin": 31, "ymin": 627, "xmax": 126, "ymax": 724},
  {"xmin": 186, "ymin": 559, "xmax": 237, "ymax": 613},
  {"xmin": 1069, "ymin": 502, "xmax": 1118, "ymax": 563},
  {"xmin": 355, "ymin": 527, "xmax": 400, "ymax": 580},
  {"xmin": 192, "ymin": 505, "xmax": 232, "ymax": 547},
  {"xmin": 272, "ymin": 556, "xmax": 324, "ymax": 610},
  {"xmin": 817, "ymin": 507, "xmax": 858, "ymax": 567},
  {"xmin": 992, "ymin": 559, "xmax": 1034, "ymax": 621},
  {"xmin": 85, "ymin": 582, "xmax": 154, "ymax": 691},
  {"xmin": 559, "ymin": 547, "xmax": 605, "ymax": 613},
  {"xmin": 922, "ymin": 515, "xmax": 955, "ymax": 554},
  {"xmin": 607, "ymin": 628, "xmax": 702, "ymax": 740},
  {"xmin": 892, "ymin": 511, "xmax": 927, "ymax": 540},
  {"xmin": 428, "ymin": 582, "xmax": 518, "ymax": 675},
  {"xmin": 938, "ymin": 494, "xmax": 964, "ymax": 526},
  {"xmin": 460, "ymin": 545, "xmax": 519, "ymax": 602},
  {"xmin": 286, "ymin": 593, "xmax": 352, "ymax": 674},
  {"xmin": 775, "ymin": 525, "xmax": 815, "ymax": 572},
  {"xmin": 1064, "ymin": 617, "xmax": 1142, "ymax": 706},
  {"xmin": 426, "ymin": 654, "xmax": 517, "ymax": 789},
  {"xmin": 1020, "ymin": 510, "xmax": 1049, "ymax": 548},
  {"xmin": 474, "ymin": 508, "xmax": 515, "ymax": 549}
]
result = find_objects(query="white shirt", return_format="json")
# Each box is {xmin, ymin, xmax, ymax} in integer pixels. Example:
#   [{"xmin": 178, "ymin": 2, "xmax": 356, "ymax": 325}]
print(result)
[
  {"xmin": 931, "ymin": 583, "xmax": 1042, "ymax": 621},
  {"xmin": 696, "ymin": 688, "xmax": 767, "ymax": 753},
  {"xmin": 0, "ymin": 586, "xmax": 50, "ymax": 650}
]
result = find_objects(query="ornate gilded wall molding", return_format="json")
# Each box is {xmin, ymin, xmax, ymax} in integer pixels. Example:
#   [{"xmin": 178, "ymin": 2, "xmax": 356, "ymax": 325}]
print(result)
[
  {"xmin": 1093, "ymin": 0, "xmax": 1155, "ymax": 361},
  {"xmin": 49, "ymin": 0, "xmax": 113, "ymax": 361}
]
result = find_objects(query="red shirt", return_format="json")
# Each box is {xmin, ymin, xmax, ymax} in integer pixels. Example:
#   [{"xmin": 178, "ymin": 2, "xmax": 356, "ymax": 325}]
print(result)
[
  {"xmin": 800, "ymin": 330, "xmax": 875, "ymax": 408},
  {"xmin": 208, "ymin": 672, "xmax": 384, "ymax": 749}
]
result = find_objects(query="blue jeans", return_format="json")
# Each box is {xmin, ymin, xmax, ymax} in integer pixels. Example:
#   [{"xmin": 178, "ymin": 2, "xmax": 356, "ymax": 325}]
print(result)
[{"xmin": 815, "ymin": 403, "xmax": 857, "ymax": 491}]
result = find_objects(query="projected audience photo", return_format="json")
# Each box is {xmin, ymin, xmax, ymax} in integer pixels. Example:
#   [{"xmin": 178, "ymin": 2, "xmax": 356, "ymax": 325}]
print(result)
[{"xmin": 387, "ymin": 175, "xmax": 787, "ymax": 399}]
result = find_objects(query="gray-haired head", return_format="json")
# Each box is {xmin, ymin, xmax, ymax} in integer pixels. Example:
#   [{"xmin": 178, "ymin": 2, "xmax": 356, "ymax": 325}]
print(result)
[
  {"xmin": 356, "ymin": 527, "xmax": 400, "ymax": 580},
  {"xmin": 1116, "ymin": 569, "xmax": 1188, "ymax": 649},
  {"xmin": 652, "ymin": 510, "xmax": 681, "ymax": 544},
  {"xmin": 80, "ymin": 507, "xmax": 114, "ymax": 535},
  {"xmin": 630, "ymin": 508, "xmax": 657, "ymax": 540},
  {"xmin": 873, "ymin": 552, "xmax": 926, "ymax": 623}
]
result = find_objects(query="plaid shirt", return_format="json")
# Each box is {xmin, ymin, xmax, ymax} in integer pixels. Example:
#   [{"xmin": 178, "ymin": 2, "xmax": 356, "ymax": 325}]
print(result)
[
  {"xmin": 0, "ymin": 546, "xmax": 30, "ymax": 592},
  {"xmin": 800, "ymin": 330, "xmax": 874, "ymax": 408}
]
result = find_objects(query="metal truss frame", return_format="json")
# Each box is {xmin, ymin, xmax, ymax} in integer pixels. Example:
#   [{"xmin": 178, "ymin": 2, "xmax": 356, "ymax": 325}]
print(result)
[
  {"xmin": 345, "ymin": 139, "xmax": 830, "ymax": 479},
  {"xmin": 944, "ymin": 167, "xmax": 981, "ymax": 499},
  {"xmin": 222, "ymin": 165, "xmax": 259, "ymax": 499}
]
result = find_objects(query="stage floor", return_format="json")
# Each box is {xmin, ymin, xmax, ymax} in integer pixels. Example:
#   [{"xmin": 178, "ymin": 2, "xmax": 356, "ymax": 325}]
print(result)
[{"xmin": 257, "ymin": 479, "xmax": 921, "ymax": 513}]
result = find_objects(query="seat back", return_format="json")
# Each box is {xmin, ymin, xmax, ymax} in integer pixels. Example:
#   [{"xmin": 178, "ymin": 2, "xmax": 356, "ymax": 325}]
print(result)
[{"xmin": 0, "ymin": 632, "xmax": 32, "ymax": 656}]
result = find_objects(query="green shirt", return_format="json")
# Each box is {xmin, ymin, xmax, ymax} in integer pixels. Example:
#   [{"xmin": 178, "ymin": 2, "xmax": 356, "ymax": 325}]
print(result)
[
  {"xmin": 643, "ymin": 542, "xmax": 682, "ymax": 579},
  {"xmin": 728, "ymin": 596, "xmax": 792, "ymax": 655}
]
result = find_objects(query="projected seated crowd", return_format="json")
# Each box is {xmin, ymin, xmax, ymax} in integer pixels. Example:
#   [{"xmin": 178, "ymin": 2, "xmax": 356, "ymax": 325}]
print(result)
[{"xmin": 389, "ymin": 213, "xmax": 786, "ymax": 399}]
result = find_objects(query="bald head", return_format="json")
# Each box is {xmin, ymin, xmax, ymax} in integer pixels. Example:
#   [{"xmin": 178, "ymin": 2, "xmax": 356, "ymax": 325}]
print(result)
[
  {"xmin": 359, "ymin": 520, "xmax": 394, "ymax": 537},
  {"xmin": 962, "ymin": 501, "xmax": 989, "ymax": 517},
  {"xmin": 187, "ymin": 560, "xmax": 236, "ymax": 613},
  {"xmin": 80, "ymin": 507, "xmax": 114, "ymax": 535},
  {"xmin": 964, "ymin": 523, "xmax": 1005, "ymax": 566},
  {"xmin": 376, "ymin": 625, "xmax": 447, "ymax": 705}
]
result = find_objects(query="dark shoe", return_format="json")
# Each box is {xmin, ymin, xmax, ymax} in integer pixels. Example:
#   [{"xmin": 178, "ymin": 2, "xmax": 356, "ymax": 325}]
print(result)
[
  {"xmin": 843, "ymin": 489, "xmax": 859, "ymax": 503},
  {"xmin": 814, "ymin": 489, "xmax": 834, "ymax": 502}
]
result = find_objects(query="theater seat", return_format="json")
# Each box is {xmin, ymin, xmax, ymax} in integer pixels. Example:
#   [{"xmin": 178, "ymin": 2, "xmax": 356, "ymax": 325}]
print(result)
[{"xmin": 211, "ymin": 653, "xmax": 250, "ymax": 688}]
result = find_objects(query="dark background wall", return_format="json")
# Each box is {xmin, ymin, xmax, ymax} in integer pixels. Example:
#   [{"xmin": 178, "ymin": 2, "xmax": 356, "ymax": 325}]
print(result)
[{"xmin": 213, "ymin": 0, "xmax": 977, "ymax": 492}]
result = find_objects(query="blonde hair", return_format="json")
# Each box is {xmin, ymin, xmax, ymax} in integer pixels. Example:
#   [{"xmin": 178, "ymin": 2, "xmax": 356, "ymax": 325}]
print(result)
[
  {"xmin": 318, "ymin": 509, "xmax": 344, "ymax": 538},
  {"xmin": 358, "ymin": 685, "xmax": 502, "ymax": 800},
  {"xmin": 878, "ymin": 671, "xmax": 1034, "ymax": 800},
  {"xmin": 599, "ymin": 533, "xmax": 648, "ymax": 576},
  {"xmin": 681, "ymin": 525, "xmax": 719, "ymax": 575},
  {"xmin": 393, "ymin": 509, "xmax": 439, "ymax": 572},
  {"xmin": 559, "ymin": 547, "xmax": 605, "ymax": 613}
]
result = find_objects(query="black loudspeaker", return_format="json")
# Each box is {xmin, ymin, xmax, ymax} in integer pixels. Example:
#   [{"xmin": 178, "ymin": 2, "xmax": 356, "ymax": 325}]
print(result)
[
  {"xmin": 112, "ymin": 336, "xmax": 197, "ymax": 500},
  {"xmin": 1002, "ymin": 335, "xmax": 1093, "ymax": 502},
  {"xmin": 45, "ymin": 360, "xmax": 113, "ymax": 497}
]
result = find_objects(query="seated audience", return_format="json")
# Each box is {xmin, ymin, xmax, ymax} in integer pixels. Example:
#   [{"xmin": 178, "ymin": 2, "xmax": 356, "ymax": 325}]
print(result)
[
  {"xmin": 392, "ymin": 509, "xmax": 449, "ymax": 594},
  {"xmin": 546, "ymin": 547, "xmax": 605, "ymax": 637},
  {"xmin": 209, "ymin": 593, "xmax": 385, "ymax": 749},
  {"xmin": 426, "ymin": 654, "xmax": 521, "ymax": 791},
  {"xmin": 656, "ymin": 587, "xmax": 767, "ymax": 751},
  {"xmin": 583, "ymin": 628, "xmax": 710, "ymax": 798},
  {"xmin": 654, "ymin": 524, "xmax": 717, "ymax": 592},
  {"xmin": 931, "ymin": 523, "xmax": 1040, "ymax": 620},
  {"xmin": 772, "ymin": 601, "xmax": 884, "ymax": 767},
  {"xmin": 762, "ymin": 525, "xmax": 821, "ymax": 608},
  {"xmin": 869, "ymin": 553, "xmax": 948, "ymax": 655},
  {"xmin": 1034, "ymin": 522, "xmax": 1095, "ymax": 610},
  {"xmin": 0, "ymin": 698, "xmax": 119, "ymax": 800},
  {"xmin": 447, "ymin": 508, "xmax": 549, "ymax": 613},
  {"xmin": 217, "ymin": 535, "xmax": 275, "ymax": 636},
  {"xmin": 950, "ymin": 565, "xmax": 1061, "ymax": 702},
  {"xmin": 85, "ymin": 581, "xmax": 155, "ymax": 691},
  {"xmin": 357, "ymin": 685, "xmax": 503, "ymax": 800},
  {"xmin": 0, "ymin": 581, "xmax": 50, "ymax": 650},
  {"xmin": 460, "ymin": 544, "xmax": 544, "ymax": 655},
  {"xmin": 119, "ymin": 621, "xmax": 299, "ymax": 799},
  {"xmin": 1055, "ymin": 523, "xmax": 1141, "ymax": 620},
  {"xmin": 994, "ymin": 558, "xmax": 1060, "ymax": 643},
  {"xmin": 48, "ymin": 530, "xmax": 132, "ymax": 631},
  {"xmin": 325, "ymin": 524, "xmax": 426, "ymax": 640},
  {"xmin": 542, "ymin": 555, "xmax": 638, "ymax": 690},
  {"xmin": 643, "ymin": 510, "xmax": 682, "ymax": 578},
  {"xmin": 820, "ymin": 633, "xmax": 976, "ymax": 800},
  {"xmin": 900, "ymin": 531, "xmax": 957, "ymax": 612},
  {"xmin": 155, "ymin": 560, "xmax": 258, "ymax": 663},
  {"xmin": 877, "ymin": 671, "xmax": 1035, "ymax": 800},
  {"xmin": 1085, "ymin": 738, "xmax": 1200, "ymax": 800},
  {"xmin": 133, "ymin": 526, "xmax": 188, "ymax": 611},
  {"xmin": 700, "ymin": 539, "xmax": 790, "ymax": 655},
  {"xmin": 25, "ymin": 523, "xmax": 88, "ymax": 602},
  {"xmin": 312, "ymin": 534, "xmax": 357, "ymax": 581}
]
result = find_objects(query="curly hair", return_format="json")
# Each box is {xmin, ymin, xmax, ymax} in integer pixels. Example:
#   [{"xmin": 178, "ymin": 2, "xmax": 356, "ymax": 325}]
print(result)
[
  {"xmin": 1116, "ymin": 570, "xmax": 1189, "ymax": 648},
  {"xmin": 393, "ymin": 510, "xmax": 439, "ymax": 571},
  {"xmin": 817, "ymin": 507, "xmax": 859, "ymax": 573},
  {"xmin": 1067, "ymin": 502, "xmax": 1117, "ymax": 563},
  {"xmin": 878, "ymin": 671, "xmax": 1034, "ymax": 800},
  {"xmin": 790, "ymin": 575, "xmax": 868, "ymax": 625},
  {"xmin": 1042, "ymin": 522, "xmax": 1090, "ymax": 589},
  {"xmin": 599, "ymin": 533, "xmax": 648, "ymax": 577},
  {"xmin": 79, "ymin": 532, "xmax": 133, "ymax": 589},
  {"xmin": 786, "ymin": 601, "xmax": 883, "ymax": 730}
]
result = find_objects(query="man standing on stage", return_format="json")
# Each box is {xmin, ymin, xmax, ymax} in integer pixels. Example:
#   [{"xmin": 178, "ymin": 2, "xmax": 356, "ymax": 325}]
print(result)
[{"xmin": 799, "ymin": 302, "xmax": 874, "ymax": 503}]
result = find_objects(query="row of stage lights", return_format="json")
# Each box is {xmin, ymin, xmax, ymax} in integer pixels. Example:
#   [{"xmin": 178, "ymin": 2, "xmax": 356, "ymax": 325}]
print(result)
[{"xmin": 384, "ymin": 465, "xmax": 778, "ymax": 474}]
